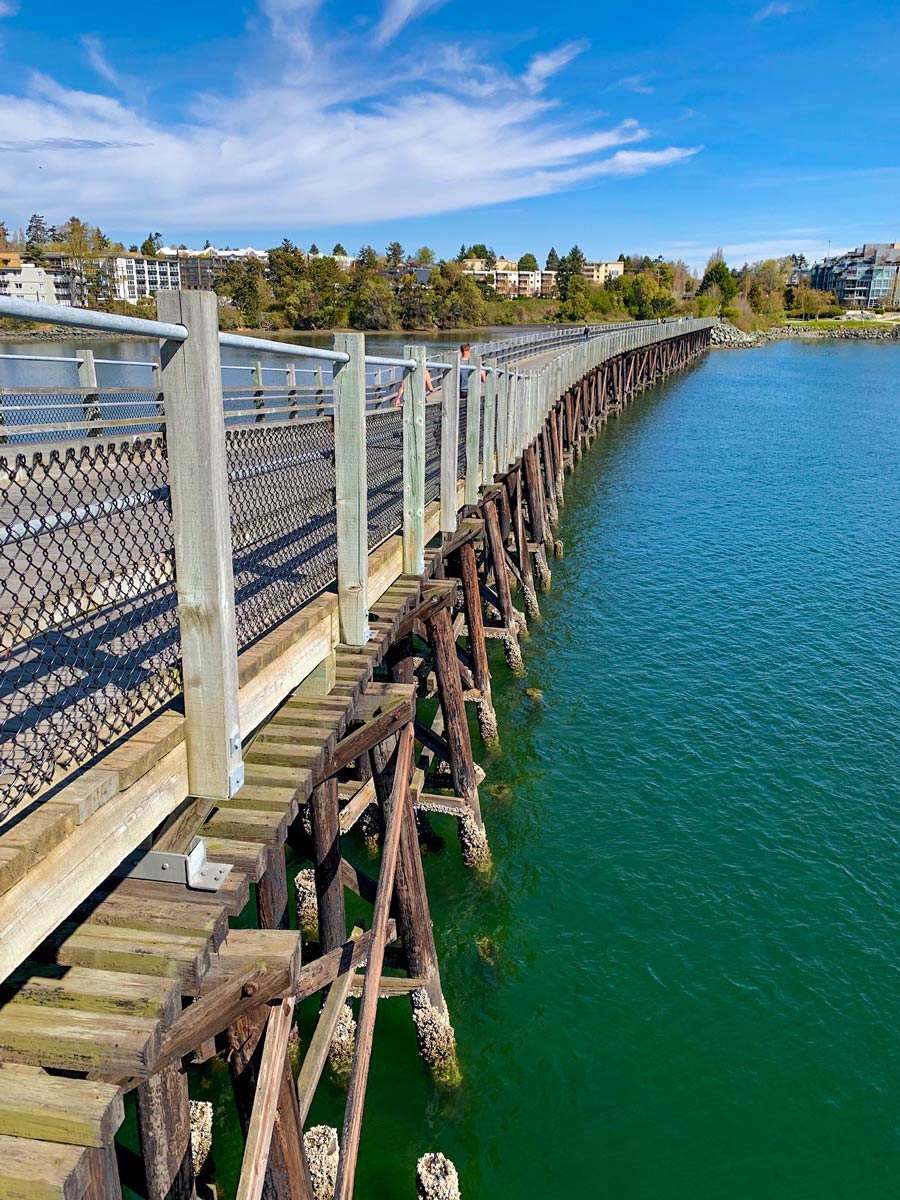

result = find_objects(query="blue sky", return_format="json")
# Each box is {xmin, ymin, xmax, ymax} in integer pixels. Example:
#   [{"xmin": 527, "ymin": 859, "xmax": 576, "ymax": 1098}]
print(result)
[{"xmin": 1, "ymin": 0, "xmax": 898, "ymax": 271}]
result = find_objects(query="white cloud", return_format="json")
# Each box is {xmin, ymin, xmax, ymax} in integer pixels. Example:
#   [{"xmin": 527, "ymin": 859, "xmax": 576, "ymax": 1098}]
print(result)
[
  {"xmin": 522, "ymin": 40, "xmax": 590, "ymax": 94},
  {"xmin": 615, "ymin": 74, "xmax": 655, "ymax": 95},
  {"xmin": 0, "ymin": 9, "xmax": 700, "ymax": 230},
  {"xmin": 753, "ymin": 2, "xmax": 795, "ymax": 19},
  {"xmin": 0, "ymin": 1, "xmax": 19, "ymax": 16},
  {"xmin": 80, "ymin": 34, "xmax": 126, "ymax": 92},
  {"xmin": 373, "ymin": 0, "xmax": 447, "ymax": 46}
]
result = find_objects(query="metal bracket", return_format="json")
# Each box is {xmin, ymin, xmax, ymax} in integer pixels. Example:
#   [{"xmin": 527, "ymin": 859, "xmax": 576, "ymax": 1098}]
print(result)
[{"xmin": 123, "ymin": 836, "xmax": 233, "ymax": 892}]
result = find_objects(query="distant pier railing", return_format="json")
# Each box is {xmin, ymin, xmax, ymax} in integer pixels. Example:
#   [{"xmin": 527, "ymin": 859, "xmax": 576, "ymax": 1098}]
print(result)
[{"xmin": 0, "ymin": 293, "xmax": 713, "ymax": 817}]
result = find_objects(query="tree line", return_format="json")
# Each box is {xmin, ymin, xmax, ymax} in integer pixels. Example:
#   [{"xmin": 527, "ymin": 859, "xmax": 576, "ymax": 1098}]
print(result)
[{"xmin": 1, "ymin": 214, "xmax": 834, "ymax": 331}]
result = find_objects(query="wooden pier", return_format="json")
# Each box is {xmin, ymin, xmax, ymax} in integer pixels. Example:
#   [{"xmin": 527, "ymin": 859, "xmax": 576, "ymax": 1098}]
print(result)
[{"xmin": 0, "ymin": 304, "xmax": 712, "ymax": 1198}]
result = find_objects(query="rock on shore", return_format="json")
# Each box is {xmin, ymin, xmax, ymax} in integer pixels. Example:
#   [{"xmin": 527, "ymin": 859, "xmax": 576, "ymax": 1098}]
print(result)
[{"xmin": 709, "ymin": 321, "xmax": 765, "ymax": 349}]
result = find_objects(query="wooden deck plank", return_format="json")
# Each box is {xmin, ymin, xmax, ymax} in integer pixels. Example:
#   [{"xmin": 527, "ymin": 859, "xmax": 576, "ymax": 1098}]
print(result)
[
  {"xmin": 2, "ymin": 963, "xmax": 180, "ymax": 1026},
  {"xmin": 0, "ymin": 1063, "xmax": 124, "ymax": 1147},
  {"xmin": 0, "ymin": 1133, "xmax": 93, "ymax": 1200},
  {"xmin": 0, "ymin": 1004, "xmax": 161, "ymax": 1077}
]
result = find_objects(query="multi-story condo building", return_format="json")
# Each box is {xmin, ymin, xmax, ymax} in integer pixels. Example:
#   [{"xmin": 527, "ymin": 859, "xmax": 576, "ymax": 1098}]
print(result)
[
  {"xmin": 111, "ymin": 256, "xmax": 181, "ymax": 303},
  {"xmin": 810, "ymin": 243, "xmax": 900, "ymax": 309},
  {"xmin": 459, "ymin": 258, "xmax": 558, "ymax": 299},
  {"xmin": 157, "ymin": 246, "xmax": 269, "ymax": 290},
  {"xmin": 0, "ymin": 253, "xmax": 58, "ymax": 304},
  {"xmin": 582, "ymin": 261, "xmax": 624, "ymax": 287}
]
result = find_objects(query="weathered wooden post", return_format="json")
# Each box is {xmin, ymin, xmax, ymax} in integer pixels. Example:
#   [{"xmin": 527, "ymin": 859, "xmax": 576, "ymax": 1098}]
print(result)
[
  {"xmin": 135, "ymin": 1064, "xmax": 196, "ymax": 1200},
  {"xmin": 251, "ymin": 358, "xmax": 264, "ymax": 421},
  {"xmin": 495, "ymin": 369, "xmax": 509, "ymax": 474},
  {"xmin": 157, "ymin": 289, "xmax": 243, "ymax": 802},
  {"xmin": 481, "ymin": 366, "xmax": 497, "ymax": 487},
  {"xmin": 440, "ymin": 350, "xmax": 461, "ymax": 534},
  {"xmin": 464, "ymin": 350, "xmax": 481, "ymax": 507},
  {"xmin": 402, "ymin": 345, "xmax": 426, "ymax": 576},
  {"xmin": 286, "ymin": 362, "xmax": 298, "ymax": 419},
  {"xmin": 333, "ymin": 331, "xmax": 369, "ymax": 646},
  {"xmin": 78, "ymin": 347, "xmax": 100, "ymax": 433}
]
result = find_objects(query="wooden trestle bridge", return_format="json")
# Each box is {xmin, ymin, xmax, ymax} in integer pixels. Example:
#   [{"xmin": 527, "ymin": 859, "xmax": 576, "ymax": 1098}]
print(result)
[{"xmin": 0, "ymin": 294, "xmax": 712, "ymax": 1200}]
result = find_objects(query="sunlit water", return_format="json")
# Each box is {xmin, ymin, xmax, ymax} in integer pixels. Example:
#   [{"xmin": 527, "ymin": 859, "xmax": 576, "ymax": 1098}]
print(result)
[{"xmin": 138, "ymin": 340, "xmax": 900, "ymax": 1198}]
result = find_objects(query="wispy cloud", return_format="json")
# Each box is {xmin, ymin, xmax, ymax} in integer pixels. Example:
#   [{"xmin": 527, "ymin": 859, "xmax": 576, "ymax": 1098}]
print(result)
[
  {"xmin": 0, "ymin": 5, "xmax": 700, "ymax": 230},
  {"xmin": 373, "ymin": 0, "xmax": 447, "ymax": 46},
  {"xmin": 615, "ymin": 74, "xmax": 655, "ymax": 95},
  {"xmin": 80, "ymin": 34, "xmax": 125, "ymax": 92},
  {"xmin": 522, "ymin": 39, "xmax": 590, "ymax": 94},
  {"xmin": 753, "ymin": 2, "xmax": 795, "ymax": 20},
  {"xmin": 0, "ymin": 1, "xmax": 19, "ymax": 16}
]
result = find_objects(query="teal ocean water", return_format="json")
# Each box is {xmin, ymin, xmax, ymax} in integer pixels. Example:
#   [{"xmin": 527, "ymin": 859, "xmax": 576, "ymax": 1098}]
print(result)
[{"xmin": 196, "ymin": 340, "xmax": 900, "ymax": 1198}]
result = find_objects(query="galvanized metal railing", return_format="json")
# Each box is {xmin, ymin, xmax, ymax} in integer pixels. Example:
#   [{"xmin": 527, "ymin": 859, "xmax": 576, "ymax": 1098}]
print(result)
[{"xmin": 0, "ymin": 292, "xmax": 713, "ymax": 818}]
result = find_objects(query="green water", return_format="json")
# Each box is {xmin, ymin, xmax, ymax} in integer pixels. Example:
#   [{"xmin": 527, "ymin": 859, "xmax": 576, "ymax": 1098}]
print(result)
[{"xmin": 198, "ymin": 340, "xmax": 900, "ymax": 1198}]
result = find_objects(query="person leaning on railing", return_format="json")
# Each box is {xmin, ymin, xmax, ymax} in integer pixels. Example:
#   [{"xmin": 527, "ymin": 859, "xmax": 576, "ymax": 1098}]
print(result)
[
  {"xmin": 395, "ymin": 364, "xmax": 434, "ymax": 406},
  {"xmin": 459, "ymin": 343, "xmax": 486, "ymax": 401}
]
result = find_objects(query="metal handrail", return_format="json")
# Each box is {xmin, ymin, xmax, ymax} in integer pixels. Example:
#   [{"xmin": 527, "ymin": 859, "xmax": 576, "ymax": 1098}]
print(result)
[{"xmin": 0, "ymin": 296, "xmax": 188, "ymax": 342}]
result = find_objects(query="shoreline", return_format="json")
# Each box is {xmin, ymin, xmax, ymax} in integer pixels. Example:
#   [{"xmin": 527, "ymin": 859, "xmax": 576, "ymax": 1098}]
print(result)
[{"xmin": 4, "ymin": 320, "xmax": 898, "ymax": 347}]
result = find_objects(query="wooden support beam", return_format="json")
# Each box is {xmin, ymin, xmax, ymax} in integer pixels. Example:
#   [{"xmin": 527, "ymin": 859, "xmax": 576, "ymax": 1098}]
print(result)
[
  {"xmin": 295, "ymin": 920, "xmax": 397, "ymax": 1003},
  {"xmin": 334, "ymin": 724, "xmax": 413, "ymax": 1200},
  {"xmin": 135, "ymin": 1062, "xmax": 196, "ymax": 1200},
  {"xmin": 295, "ymin": 945, "xmax": 360, "ymax": 1123},
  {"xmin": 338, "ymin": 778, "xmax": 377, "ymax": 834},
  {"xmin": 315, "ymin": 690, "xmax": 415, "ymax": 783},
  {"xmin": 393, "ymin": 581, "xmax": 457, "ymax": 642},
  {"xmin": 235, "ymin": 996, "xmax": 297, "ymax": 1200},
  {"xmin": 309, "ymin": 778, "xmax": 345, "ymax": 953}
]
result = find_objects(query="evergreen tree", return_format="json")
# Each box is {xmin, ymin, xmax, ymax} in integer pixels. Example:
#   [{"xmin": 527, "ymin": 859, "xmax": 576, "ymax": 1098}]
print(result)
[
  {"xmin": 356, "ymin": 245, "xmax": 379, "ymax": 271},
  {"xmin": 518, "ymin": 253, "xmax": 539, "ymax": 271},
  {"xmin": 332, "ymin": 243, "xmax": 347, "ymax": 256},
  {"xmin": 140, "ymin": 232, "xmax": 162, "ymax": 258},
  {"xmin": 545, "ymin": 247, "xmax": 560, "ymax": 271},
  {"xmin": 26, "ymin": 214, "xmax": 49, "ymax": 244},
  {"xmin": 309, "ymin": 243, "xmax": 320, "ymax": 256},
  {"xmin": 456, "ymin": 243, "xmax": 468, "ymax": 262},
  {"xmin": 698, "ymin": 259, "xmax": 737, "ymax": 302},
  {"xmin": 555, "ymin": 245, "xmax": 586, "ymax": 301},
  {"xmin": 414, "ymin": 246, "xmax": 435, "ymax": 265},
  {"xmin": 386, "ymin": 241, "xmax": 404, "ymax": 269},
  {"xmin": 0, "ymin": 221, "xmax": 8, "ymax": 250}
]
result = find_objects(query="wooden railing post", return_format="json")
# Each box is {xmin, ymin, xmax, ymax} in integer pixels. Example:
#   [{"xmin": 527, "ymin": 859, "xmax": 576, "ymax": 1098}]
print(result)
[
  {"xmin": 78, "ymin": 347, "xmax": 100, "ymax": 433},
  {"xmin": 495, "ymin": 369, "xmax": 509, "ymax": 473},
  {"xmin": 440, "ymin": 350, "xmax": 460, "ymax": 534},
  {"xmin": 464, "ymin": 350, "xmax": 482, "ymax": 506},
  {"xmin": 157, "ymin": 289, "xmax": 243, "ymax": 801},
  {"xmin": 251, "ymin": 359, "xmax": 264, "ymax": 421},
  {"xmin": 402, "ymin": 345, "xmax": 426, "ymax": 575},
  {"xmin": 333, "ymin": 331, "xmax": 369, "ymax": 646},
  {"xmin": 481, "ymin": 367, "xmax": 496, "ymax": 487}
]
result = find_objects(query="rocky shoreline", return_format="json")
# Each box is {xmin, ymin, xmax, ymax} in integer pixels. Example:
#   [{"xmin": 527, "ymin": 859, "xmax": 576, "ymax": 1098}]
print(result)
[
  {"xmin": 710, "ymin": 320, "xmax": 900, "ymax": 349},
  {"xmin": 0, "ymin": 326, "xmax": 153, "ymax": 342}
]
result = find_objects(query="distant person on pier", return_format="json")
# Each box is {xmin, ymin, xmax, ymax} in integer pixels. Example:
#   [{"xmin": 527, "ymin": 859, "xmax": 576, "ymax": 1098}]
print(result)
[
  {"xmin": 395, "ymin": 363, "xmax": 434, "ymax": 407},
  {"xmin": 459, "ymin": 342, "xmax": 486, "ymax": 401},
  {"xmin": 583, "ymin": 325, "xmax": 590, "ymax": 340}
]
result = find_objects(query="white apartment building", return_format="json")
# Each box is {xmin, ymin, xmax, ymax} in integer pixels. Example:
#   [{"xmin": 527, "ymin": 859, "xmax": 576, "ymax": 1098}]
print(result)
[
  {"xmin": 460, "ymin": 257, "xmax": 558, "ymax": 299},
  {"xmin": 112, "ymin": 256, "xmax": 181, "ymax": 303},
  {"xmin": 0, "ymin": 253, "xmax": 58, "ymax": 304}
]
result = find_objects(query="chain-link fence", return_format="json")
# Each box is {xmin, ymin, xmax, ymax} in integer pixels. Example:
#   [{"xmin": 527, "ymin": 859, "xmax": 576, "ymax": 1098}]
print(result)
[
  {"xmin": 0, "ymin": 435, "xmax": 180, "ymax": 816},
  {"xmin": 227, "ymin": 418, "xmax": 338, "ymax": 651},
  {"xmin": 365, "ymin": 410, "xmax": 403, "ymax": 551}
]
